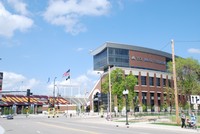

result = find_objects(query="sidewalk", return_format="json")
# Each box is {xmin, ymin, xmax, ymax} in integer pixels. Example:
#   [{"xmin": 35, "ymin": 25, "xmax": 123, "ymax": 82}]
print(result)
[{"xmin": 80, "ymin": 116, "xmax": 200, "ymax": 133}]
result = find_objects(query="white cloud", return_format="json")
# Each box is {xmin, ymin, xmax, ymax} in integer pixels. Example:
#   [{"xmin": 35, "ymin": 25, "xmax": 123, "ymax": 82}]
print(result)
[
  {"xmin": 87, "ymin": 69, "xmax": 103, "ymax": 77},
  {"xmin": 1, "ymin": 69, "xmax": 99, "ymax": 97},
  {"xmin": 76, "ymin": 47, "xmax": 84, "ymax": 52},
  {"xmin": 2, "ymin": 72, "xmax": 26, "ymax": 90},
  {"xmin": 0, "ymin": 2, "xmax": 33, "ymax": 37},
  {"xmin": 7, "ymin": 0, "xmax": 29, "ymax": 16},
  {"xmin": 2, "ymin": 71, "xmax": 47, "ymax": 95},
  {"xmin": 43, "ymin": 0, "xmax": 111, "ymax": 35},
  {"xmin": 188, "ymin": 48, "xmax": 200, "ymax": 54}
]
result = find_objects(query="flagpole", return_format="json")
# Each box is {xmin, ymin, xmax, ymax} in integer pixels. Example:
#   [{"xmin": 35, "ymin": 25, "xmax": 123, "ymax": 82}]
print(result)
[
  {"xmin": 70, "ymin": 76, "xmax": 72, "ymax": 104},
  {"xmin": 68, "ymin": 69, "xmax": 72, "ymax": 104}
]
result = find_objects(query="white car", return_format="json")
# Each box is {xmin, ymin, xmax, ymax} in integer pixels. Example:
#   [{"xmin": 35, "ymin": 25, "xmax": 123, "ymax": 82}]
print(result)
[{"xmin": 0, "ymin": 115, "xmax": 7, "ymax": 118}]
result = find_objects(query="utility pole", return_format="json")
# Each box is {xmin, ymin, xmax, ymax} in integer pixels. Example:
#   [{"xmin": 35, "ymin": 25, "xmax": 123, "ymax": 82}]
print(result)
[
  {"xmin": 108, "ymin": 65, "xmax": 112, "ymax": 120},
  {"xmin": 171, "ymin": 39, "xmax": 179, "ymax": 124}
]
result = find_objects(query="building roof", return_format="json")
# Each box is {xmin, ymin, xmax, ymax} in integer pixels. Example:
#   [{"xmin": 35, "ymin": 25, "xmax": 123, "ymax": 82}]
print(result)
[
  {"xmin": 0, "ymin": 94, "xmax": 69, "ymax": 106},
  {"xmin": 91, "ymin": 42, "xmax": 172, "ymax": 59}
]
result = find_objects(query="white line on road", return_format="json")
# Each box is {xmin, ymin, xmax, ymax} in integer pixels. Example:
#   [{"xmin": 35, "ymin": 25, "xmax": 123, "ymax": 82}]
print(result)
[
  {"xmin": 37, "ymin": 122, "xmax": 98, "ymax": 134},
  {"xmin": 0, "ymin": 125, "xmax": 5, "ymax": 134}
]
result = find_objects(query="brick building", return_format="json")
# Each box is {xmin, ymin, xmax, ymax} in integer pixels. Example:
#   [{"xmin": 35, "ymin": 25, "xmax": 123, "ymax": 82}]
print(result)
[{"xmin": 89, "ymin": 42, "xmax": 185, "ymax": 113}]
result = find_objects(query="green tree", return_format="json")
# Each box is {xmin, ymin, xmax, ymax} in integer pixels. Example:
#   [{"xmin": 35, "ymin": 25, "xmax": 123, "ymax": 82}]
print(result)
[
  {"xmin": 168, "ymin": 57, "xmax": 200, "ymax": 95},
  {"xmin": 101, "ymin": 68, "xmax": 137, "ymax": 111}
]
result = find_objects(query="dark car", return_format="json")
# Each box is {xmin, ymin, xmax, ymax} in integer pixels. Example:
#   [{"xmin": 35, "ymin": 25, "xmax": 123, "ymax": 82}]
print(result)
[{"xmin": 6, "ymin": 115, "xmax": 14, "ymax": 120}]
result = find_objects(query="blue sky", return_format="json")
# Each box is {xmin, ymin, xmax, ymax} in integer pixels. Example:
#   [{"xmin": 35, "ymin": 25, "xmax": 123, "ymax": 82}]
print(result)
[{"xmin": 0, "ymin": 0, "xmax": 200, "ymax": 96}]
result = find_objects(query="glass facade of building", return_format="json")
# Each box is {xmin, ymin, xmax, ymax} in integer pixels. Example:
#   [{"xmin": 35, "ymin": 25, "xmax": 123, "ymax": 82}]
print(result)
[
  {"xmin": 108, "ymin": 47, "xmax": 129, "ymax": 67},
  {"xmin": 93, "ymin": 47, "xmax": 129, "ymax": 70},
  {"xmin": 94, "ymin": 48, "xmax": 107, "ymax": 70}
]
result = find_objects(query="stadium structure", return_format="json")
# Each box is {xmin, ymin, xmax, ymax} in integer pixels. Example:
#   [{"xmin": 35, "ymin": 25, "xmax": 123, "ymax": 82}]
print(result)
[{"xmin": 88, "ymin": 42, "xmax": 186, "ymax": 113}]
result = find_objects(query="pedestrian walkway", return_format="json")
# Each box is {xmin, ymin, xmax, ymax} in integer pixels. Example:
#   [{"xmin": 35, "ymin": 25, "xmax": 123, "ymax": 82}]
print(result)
[{"xmin": 79, "ymin": 116, "xmax": 200, "ymax": 133}]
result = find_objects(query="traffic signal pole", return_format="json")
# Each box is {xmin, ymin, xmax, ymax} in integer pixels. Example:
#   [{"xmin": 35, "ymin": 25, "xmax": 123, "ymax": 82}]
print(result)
[{"xmin": 27, "ymin": 89, "xmax": 31, "ymax": 104}]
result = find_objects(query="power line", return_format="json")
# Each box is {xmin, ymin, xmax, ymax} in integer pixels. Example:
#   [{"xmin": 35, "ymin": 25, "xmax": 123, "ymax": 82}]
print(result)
[
  {"xmin": 160, "ymin": 41, "xmax": 170, "ymax": 51},
  {"xmin": 175, "ymin": 40, "xmax": 200, "ymax": 43},
  {"xmin": 159, "ymin": 40, "xmax": 200, "ymax": 51}
]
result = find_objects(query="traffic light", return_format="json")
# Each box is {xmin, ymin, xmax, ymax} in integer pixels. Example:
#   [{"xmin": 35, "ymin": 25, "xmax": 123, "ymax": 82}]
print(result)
[
  {"xmin": 27, "ymin": 89, "xmax": 30, "ymax": 96},
  {"xmin": 26, "ymin": 89, "xmax": 33, "ymax": 104},
  {"xmin": 26, "ymin": 89, "xmax": 33, "ymax": 96}
]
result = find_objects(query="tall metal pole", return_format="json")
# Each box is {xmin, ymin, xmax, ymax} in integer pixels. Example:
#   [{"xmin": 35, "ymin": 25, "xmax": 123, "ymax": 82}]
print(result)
[
  {"xmin": 109, "ymin": 65, "xmax": 112, "ymax": 120},
  {"xmin": 123, "ymin": 89, "xmax": 129, "ymax": 125},
  {"xmin": 53, "ymin": 77, "xmax": 57, "ymax": 107},
  {"xmin": 171, "ymin": 39, "xmax": 179, "ymax": 124}
]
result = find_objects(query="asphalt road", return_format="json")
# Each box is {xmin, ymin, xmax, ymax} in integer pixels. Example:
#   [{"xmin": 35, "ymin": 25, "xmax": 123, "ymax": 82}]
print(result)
[{"xmin": 0, "ymin": 115, "xmax": 199, "ymax": 134}]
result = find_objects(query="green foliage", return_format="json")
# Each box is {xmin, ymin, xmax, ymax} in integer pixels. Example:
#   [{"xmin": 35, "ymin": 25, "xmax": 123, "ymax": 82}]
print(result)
[
  {"xmin": 3, "ymin": 107, "xmax": 14, "ymax": 115},
  {"xmin": 163, "ymin": 102, "xmax": 168, "ymax": 110},
  {"xmin": 183, "ymin": 101, "xmax": 190, "ymax": 110},
  {"xmin": 101, "ymin": 68, "xmax": 138, "ymax": 111},
  {"xmin": 168, "ymin": 57, "xmax": 200, "ymax": 95},
  {"xmin": 142, "ymin": 104, "xmax": 147, "ymax": 112}
]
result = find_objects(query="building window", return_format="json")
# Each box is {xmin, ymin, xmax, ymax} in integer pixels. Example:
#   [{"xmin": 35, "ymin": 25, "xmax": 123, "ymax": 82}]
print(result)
[
  {"xmin": 149, "ymin": 77, "xmax": 154, "ymax": 86},
  {"xmin": 135, "ymin": 75, "xmax": 139, "ymax": 85},
  {"xmin": 141, "ymin": 76, "xmax": 147, "ymax": 85},
  {"xmin": 163, "ymin": 79, "xmax": 166, "ymax": 87},
  {"xmin": 156, "ymin": 78, "xmax": 160, "ymax": 86},
  {"xmin": 134, "ymin": 92, "xmax": 139, "ymax": 101},
  {"xmin": 150, "ymin": 93, "xmax": 154, "ymax": 110},
  {"xmin": 157, "ymin": 93, "xmax": 161, "ymax": 107},
  {"xmin": 108, "ymin": 48, "xmax": 129, "ymax": 67},
  {"xmin": 142, "ymin": 92, "xmax": 147, "ymax": 105},
  {"xmin": 168, "ymin": 80, "xmax": 171, "ymax": 87},
  {"xmin": 164, "ymin": 94, "xmax": 167, "ymax": 101},
  {"xmin": 150, "ymin": 93, "xmax": 154, "ymax": 100}
]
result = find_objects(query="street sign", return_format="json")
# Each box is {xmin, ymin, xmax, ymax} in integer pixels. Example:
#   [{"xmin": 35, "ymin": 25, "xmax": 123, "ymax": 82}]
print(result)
[{"xmin": 190, "ymin": 95, "xmax": 200, "ymax": 104}]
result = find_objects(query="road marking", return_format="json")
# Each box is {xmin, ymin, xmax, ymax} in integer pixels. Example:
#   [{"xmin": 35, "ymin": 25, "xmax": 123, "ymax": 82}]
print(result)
[
  {"xmin": 0, "ymin": 125, "xmax": 5, "ymax": 134},
  {"xmin": 37, "ymin": 122, "xmax": 98, "ymax": 134},
  {"xmin": 36, "ymin": 130, "xmax": 41, "ymax": 133}
]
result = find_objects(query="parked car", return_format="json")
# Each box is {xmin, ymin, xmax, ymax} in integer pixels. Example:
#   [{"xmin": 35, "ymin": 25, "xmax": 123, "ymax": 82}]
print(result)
[
  {"xmin": 0, "ymin": 115, "xmax": 7, "ymax": 118},
  {"xmin": 6, "ymin": 115, "xmax": 14, "ymax": 120}
]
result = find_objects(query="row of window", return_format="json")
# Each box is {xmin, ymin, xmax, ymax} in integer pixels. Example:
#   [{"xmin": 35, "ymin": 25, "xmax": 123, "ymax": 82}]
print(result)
[{"xmin": 138, "ymin": 76, "xmax": 172, "ymax": 87}]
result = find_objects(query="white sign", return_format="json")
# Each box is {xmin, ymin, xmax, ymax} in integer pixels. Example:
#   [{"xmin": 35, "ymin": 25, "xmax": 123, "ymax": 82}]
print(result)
[
  {"xmin": 194, "ymin": 104, "xmax": 198, "ymax": 110},
  {"xmin": 190, "ymin": 95, "xmax": 200, "ymax": 104},
  {"xmin": 114, "ymin": 106, "xmax": 118, "ymax": 112},
  {"xmin": 123, "ymin": 89, "xmax": 129, "ymax": 95}
]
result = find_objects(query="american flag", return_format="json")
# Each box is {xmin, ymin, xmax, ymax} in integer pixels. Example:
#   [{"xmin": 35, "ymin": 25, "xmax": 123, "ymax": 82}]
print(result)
[{"xmin": 63, "ymin": 69, "xmax": 70, "ymax": 77}]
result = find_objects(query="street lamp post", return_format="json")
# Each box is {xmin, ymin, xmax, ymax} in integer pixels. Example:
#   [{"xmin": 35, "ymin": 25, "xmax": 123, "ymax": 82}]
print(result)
[{"xmin": 123, "ymin": 89, "xmax": 129, "ymax": 125}]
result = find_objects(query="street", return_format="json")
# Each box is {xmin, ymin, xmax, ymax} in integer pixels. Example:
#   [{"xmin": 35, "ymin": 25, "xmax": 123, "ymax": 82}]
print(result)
[{"xmin": 0, "ymin": 115, "xmax": 199, "ymax": 134}]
